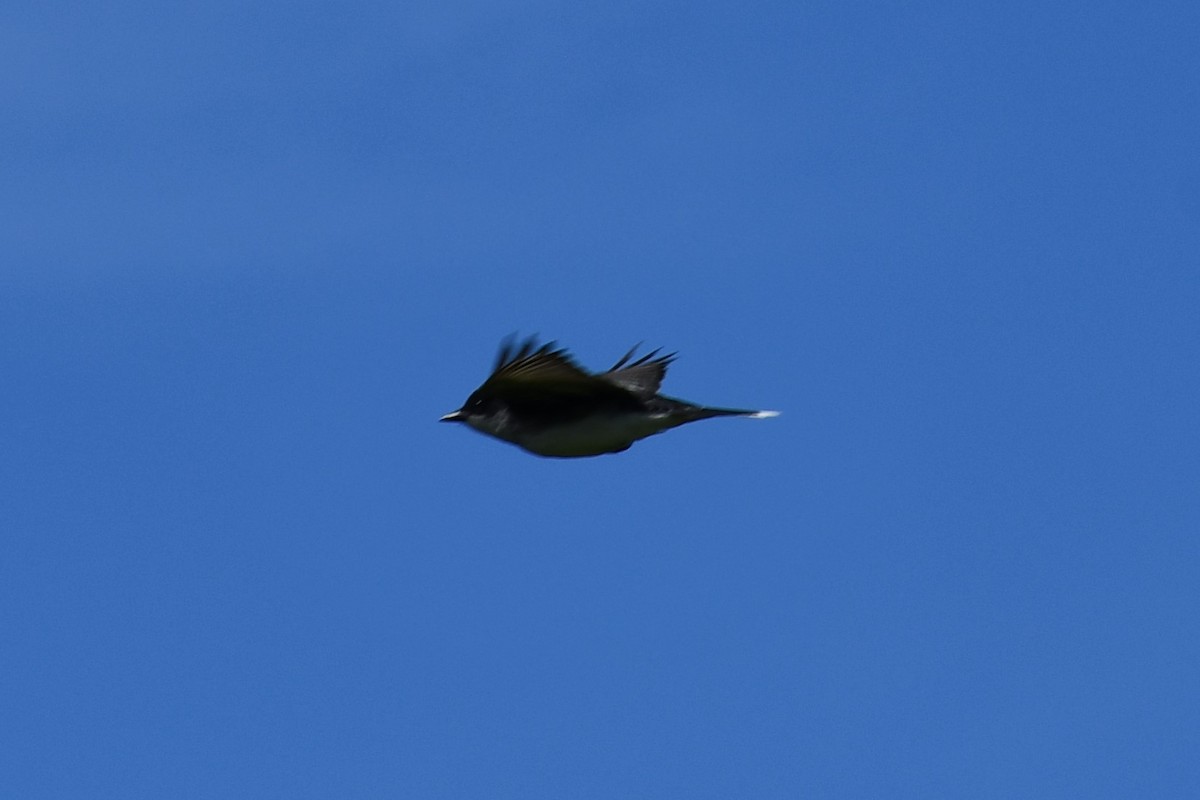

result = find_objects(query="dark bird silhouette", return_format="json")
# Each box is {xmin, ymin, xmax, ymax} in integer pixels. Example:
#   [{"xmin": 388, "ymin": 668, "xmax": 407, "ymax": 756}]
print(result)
[{"xmin": 440, "ymin": 336, "xmax": 778, "ymax": 457}]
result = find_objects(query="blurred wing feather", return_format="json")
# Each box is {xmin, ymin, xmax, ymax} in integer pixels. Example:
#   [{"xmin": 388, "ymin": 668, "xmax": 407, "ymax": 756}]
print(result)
[
  {"xmin": 601, "ymin": 344, "xmax": 676, "ymax": 398},
  {"xmin": 482, "ymin": 335, "xmax": 642, "ymax": 411}
]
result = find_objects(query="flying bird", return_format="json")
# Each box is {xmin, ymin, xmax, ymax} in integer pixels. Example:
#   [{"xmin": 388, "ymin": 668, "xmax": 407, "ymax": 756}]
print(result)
[{"xmin": 440, "ymin": 336, "xmax": 778, "ymax": 457}]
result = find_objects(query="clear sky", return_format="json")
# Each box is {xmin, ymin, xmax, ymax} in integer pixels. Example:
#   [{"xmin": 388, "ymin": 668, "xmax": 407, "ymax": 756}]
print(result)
[{"xmin": 3, "ymin": 2, "xmax": 1198, "ymax": 797}]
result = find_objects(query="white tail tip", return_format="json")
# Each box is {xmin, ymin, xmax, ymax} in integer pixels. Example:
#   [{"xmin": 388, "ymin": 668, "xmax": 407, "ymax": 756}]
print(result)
[{"xmin": 748, "ymin": 410, "xmax": 780, "ymax": 418}]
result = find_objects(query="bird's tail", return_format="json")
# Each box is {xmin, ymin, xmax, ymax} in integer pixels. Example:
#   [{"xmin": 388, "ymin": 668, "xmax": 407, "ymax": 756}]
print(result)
[{"xmin": 695, "ymin": 406, "xmax": 780, "ymax": 420}]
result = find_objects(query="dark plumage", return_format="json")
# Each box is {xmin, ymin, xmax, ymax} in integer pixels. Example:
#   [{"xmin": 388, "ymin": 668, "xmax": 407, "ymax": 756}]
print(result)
[{"xmin": 440, "ymin": 336, "xmax": 778, "ymax": 457}]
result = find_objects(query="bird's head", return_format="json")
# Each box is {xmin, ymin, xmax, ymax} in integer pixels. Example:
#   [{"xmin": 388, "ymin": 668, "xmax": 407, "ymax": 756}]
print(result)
[{"xmin": 440, "ymin": 391, "xmax": 503, "ymax": 431}]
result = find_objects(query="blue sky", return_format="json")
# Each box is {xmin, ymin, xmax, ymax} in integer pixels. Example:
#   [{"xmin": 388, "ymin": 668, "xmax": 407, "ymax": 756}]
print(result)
[{"xmin": 3, "ymin": 2, "xmax": 1198, "ymax": 797}]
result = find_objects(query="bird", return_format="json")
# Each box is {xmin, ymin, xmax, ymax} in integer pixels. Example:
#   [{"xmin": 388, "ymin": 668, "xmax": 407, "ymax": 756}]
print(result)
[{"xmin": 440, "ymin": 335, "xmax": 779, "ymax": 457}]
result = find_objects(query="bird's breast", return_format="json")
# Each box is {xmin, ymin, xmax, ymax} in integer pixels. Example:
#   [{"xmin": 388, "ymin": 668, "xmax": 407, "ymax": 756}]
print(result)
[{"xmin": 514, "ymin": 413, "xmax": 671, "ymax": 457}]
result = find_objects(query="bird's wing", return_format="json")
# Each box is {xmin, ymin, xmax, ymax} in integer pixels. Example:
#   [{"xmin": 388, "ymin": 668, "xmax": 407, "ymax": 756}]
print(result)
[
  {"xmin": 599, "ymin": 344, "xmax": 676, "ymax": 398},
  {"xmin": 482, "ymin": 336, "xmax": 643, "ymax": 410},
  {"xmin": 488, "ymin": 335, "xmax": 593, "ymax": 384}
]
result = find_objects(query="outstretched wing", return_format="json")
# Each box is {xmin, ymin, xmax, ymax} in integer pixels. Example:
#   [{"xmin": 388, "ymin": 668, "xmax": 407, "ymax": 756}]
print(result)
[
  {"xmin": 479, "ymin": 335, "xmax": 643, "ymax": 416},
  {"xmin": 487, "ymin": 335, "xmax": 593, "ymax": 385},
  {"xmin": 600, "ymin": 344, "xmax": 676, "ymax": 398}
]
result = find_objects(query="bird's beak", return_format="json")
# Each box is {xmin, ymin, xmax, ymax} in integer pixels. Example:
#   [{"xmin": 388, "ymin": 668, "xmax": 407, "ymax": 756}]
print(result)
[{"xmin": 439, "ymin": 410, "xmax": 466, "ymax": 422}]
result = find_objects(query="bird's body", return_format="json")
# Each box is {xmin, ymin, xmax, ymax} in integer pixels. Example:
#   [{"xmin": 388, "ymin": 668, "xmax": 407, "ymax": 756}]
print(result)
[
  {"xmin": 441, "ymin": 336, "xmax": 778, "ymax": 458},
  {"xmin": 471, "ymin": 409, "xmax": 662, "ymax": 457}
]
